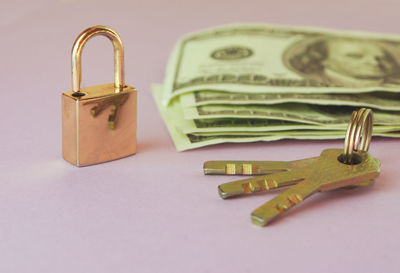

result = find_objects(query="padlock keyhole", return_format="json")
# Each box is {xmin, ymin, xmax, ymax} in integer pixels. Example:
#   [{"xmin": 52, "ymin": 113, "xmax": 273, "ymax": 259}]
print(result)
[{"xmin": 72, "ymin": 92, "xmax": 86, "ymax": 98}]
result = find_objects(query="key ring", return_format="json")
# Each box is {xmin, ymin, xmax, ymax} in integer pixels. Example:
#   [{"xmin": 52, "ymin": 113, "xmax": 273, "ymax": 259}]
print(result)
[{"xmin": 343, "ymin": 108, "xmax": 373, "ymax": 163}]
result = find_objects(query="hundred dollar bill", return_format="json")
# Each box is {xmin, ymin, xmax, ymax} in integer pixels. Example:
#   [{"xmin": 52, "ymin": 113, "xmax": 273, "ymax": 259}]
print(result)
[
  {"xmin": 153, "ymin": 84, "xmax": 346, "ymax": 133},
  {"xmin": 192, "ymin": 130, "xmax": 345, "ymax": 137},
  {"xmin": 183, "ymin": 104, "xmax": 400, "ymax": 126},
  {"xmin": 185, "ymin": 123, "xmax": 397, "ymax": 135},
  {"xmin": 180, "ymin": 90, "xmax": 400, "ymax": 111},
  {"xmin": 191, "ymin": 130, "xmax": 400, "ymax": 137},
  {"xmin": 153, "ymin": 85, "xmax": 341, "ymax": 150},
  {"xmin": 177, "ymin": 131, "xmax": 398, "ymax": 151},
  {"xmin": 152, "ymin": 84, "xmax": 398, "ymax": 151},
  {"xmin": 153, "ymin": 84, "xmax": 398, "ymax": 133},
  {"xmin": 182, "ymin": 118, "xmax": 344, "ymax": 134},
  {"xmin": 163, "ymin": 24, "xmax": 400, "ymax": 105}
]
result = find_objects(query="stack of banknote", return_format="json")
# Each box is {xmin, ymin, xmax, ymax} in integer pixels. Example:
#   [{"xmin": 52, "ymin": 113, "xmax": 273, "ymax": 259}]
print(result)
[{"xmin": 152, "ymin": 24, "xmax": 400, "ymax": 151}]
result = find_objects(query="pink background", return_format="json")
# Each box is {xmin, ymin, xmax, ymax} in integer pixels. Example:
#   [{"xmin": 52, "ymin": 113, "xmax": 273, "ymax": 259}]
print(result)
[{"xmin": 1, "ymin": 0, "xmax": 400, "ymax": 272}]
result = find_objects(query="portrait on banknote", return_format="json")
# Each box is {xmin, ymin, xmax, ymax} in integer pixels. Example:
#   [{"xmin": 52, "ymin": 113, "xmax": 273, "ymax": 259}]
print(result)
[{"xmin": 284, "ymin": 36, "xmax": 400, "ymax": 87}]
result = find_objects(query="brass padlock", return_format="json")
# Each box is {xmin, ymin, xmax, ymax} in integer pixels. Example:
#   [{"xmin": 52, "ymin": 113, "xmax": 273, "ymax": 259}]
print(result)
[{"xmin": 62, "ymin": 26, "xmax": 137, "ymax": 166}]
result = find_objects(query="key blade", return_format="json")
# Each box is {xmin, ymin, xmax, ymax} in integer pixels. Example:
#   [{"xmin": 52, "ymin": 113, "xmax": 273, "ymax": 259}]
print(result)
[
  {"xmin": 251, "ymin": 180, "xmax": 377, "ymax": 226},
  {"xmin": 219, "ymin": 176, "xmax": 375, "ymax": 199},
  {"xmin": 204, "ymin": 161, "xmax": 290, "ymax": 175},
  {"xmin": 204, "ymin": 157, "xmax": 318, "ymax": 175},
  {"xmin": 251, "ymin": 181, "xmax": 320, "ymax": 226},
  {"xmin": 218, "ymin": 169, "xmax": 307, "ymax": 199}
]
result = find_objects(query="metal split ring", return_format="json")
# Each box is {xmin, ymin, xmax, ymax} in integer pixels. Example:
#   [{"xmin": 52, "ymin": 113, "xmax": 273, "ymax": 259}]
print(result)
[{"xmin": 343, "ymin": 108, "xmax": 373, "ymax": 163}]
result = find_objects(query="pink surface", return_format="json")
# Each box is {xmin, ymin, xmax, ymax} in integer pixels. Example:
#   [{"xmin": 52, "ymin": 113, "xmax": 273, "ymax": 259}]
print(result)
[{"xmin": 1, "ymin": 0, "xmax": 400, "ymax": 272}]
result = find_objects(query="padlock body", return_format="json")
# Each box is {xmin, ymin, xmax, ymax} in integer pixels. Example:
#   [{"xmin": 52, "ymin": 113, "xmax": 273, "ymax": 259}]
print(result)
[{"xmin": 62, "ymin": 83, "xmax": 137, "ymax": 166}]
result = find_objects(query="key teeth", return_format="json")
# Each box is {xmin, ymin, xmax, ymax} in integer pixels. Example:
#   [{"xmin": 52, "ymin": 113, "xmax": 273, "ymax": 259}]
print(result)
[
  {"xmin": 276, "ymin": 194, "xmax": 303, "ymax": 213},
  {"xmin": 242, "ymin": 164, "xmax": 253, "ymax": 175},
  {"xmin": 226, "ymin": 163, "xmax": 237, "ymax": 175},
  {"xmin": 264, "ymin": 178, "xmax": 278, "ymax": 191},
  {"xmin": 248, "ymin": 183, "xmax": 256, "ymax": 193},
  {"xmin": 250, "ymin": 193, "xmax": 305, "ymax": 226},
  {"xmin": 241, "ymin": 179, "xmax": 279, "ymax": 195}
]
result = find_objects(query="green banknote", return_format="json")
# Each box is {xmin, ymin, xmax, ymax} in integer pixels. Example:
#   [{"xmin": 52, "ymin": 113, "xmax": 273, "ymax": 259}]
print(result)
[
  {"xmin": 191, "ymin": 130, "xmax": 399, "ymax": 137},
  {"xmin": 163, "ymin": 24, "xmax": 400, "ymax": 105},
  {"xmin": 153, "ymin": 84, "xmax": 339, "ymax": 151},
  {"xmin": 180, "ymin": 90, "xmax": 400, "ymax": 111},
  {"xmin": 182, "ymin": 118, "xmax": 344, "ymax": 134},
  {"xmin": 152, "ymin": 84, "xmax": 399, "ymax": 151},
  {"xmin": 183, "ymin": 104, "xmax": 400, "ymax": 125},
  {"xmin": 153, "ymin": 84, "xmax": 347, "ymax": 133}
]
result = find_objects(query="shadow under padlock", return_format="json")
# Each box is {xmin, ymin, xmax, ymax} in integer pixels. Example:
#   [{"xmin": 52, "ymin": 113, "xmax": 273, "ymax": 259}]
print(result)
[{"xmin": 62, "ymin": 25, "xmax": 137, "ymax": 167}]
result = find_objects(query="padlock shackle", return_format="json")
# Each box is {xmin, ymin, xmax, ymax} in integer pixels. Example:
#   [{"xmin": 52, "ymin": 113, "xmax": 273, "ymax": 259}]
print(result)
[{"xmin": 71, "ymin": 25, "xmax": 125, "ymax": 93}]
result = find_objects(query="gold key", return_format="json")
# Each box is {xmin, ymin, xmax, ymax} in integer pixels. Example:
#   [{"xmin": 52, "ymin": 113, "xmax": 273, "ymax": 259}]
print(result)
[
  {"xmin": 251, "ymin": 148, "xmax": 380, "ymax": 226},
  {"xmin": 204, "ymin": 157, "xmax": 374, "ymax": 199},
  {"xmin": 204, "ymin": 108, "xmax": 379, "ymax": 226}
]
